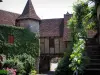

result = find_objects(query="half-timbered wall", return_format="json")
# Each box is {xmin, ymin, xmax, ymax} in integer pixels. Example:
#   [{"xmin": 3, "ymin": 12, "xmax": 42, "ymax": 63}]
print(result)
[{"xmin": 40, "ymin": 37, "xmax": 66, "ymax": 54}]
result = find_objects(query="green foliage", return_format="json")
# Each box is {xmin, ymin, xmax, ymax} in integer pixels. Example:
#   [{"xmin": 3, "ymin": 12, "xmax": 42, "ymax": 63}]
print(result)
[
  {"xmin": 0, "ymin": 25, "xmax": 39, "ymax": 74},
  {"xmin": 68, "ymin": 0, "xmax": 91, "ymax": 74},
  {"xmin": 55, "ymin": 42, "xmax": 73, "ymax": 75},
  {"xmin": 3, "ymin": 53, "xmax": 35, "ymax": 75},
  {"xmin": 56, "ymin": 0, "xmax": 96, "ymax": 75},
  {"xmin": 29, "ymin": 70, "xmax": 37, "ymax": 75},
  {"xmin": 88, "ymin": 0, "xmax": 99, "ymax": 30},
  {"xmin": 3, "ymin": 57, "xmax": 25, "ymax": 74},
  {"xmin": 55, "ymin": 56, "xmax": 73, "ymax": 75},
  {"xmin": 16, "ymin": 53, "xmax": 35, "ymax": 74},
  {"xmin": 0, "ymin": 25, "xmax": 39, "ymax": 58},
  {"xmin": 69, "ymin": 39, "xmax": 89, "ymax": 73}
]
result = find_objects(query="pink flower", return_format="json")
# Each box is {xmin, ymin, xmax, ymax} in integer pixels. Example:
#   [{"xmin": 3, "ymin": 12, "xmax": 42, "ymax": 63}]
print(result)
[{"xmin": 6, "ymin": 67, "xmax": 16, "ymax": 75}]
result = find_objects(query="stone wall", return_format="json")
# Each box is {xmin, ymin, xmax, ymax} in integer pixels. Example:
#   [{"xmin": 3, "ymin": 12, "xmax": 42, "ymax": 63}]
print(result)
[
  {"xmin": 16, "ymin": 19, "xmax": 39, "ymax": 35},
  {"xmin": 16, "ymin": 19, "xmax": 40, "ymax": 72}
]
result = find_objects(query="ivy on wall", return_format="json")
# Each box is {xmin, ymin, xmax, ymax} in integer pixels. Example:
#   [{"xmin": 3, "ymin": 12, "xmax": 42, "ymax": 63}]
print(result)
[{"xmin": 0, "ymin": 24, "xmax": 39, "ymax": 58}]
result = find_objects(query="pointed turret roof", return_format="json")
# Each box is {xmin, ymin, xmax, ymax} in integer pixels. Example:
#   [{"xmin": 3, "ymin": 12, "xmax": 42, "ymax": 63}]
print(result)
[{"xmin": 17, "ymin": 0, "xmax": 40, "ymax": 21}]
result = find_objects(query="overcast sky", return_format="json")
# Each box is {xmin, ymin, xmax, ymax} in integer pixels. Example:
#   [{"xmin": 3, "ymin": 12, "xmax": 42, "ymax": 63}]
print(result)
[{"xmin": 0, "ymin": 0, "xmax": 77, "ymax": 19}]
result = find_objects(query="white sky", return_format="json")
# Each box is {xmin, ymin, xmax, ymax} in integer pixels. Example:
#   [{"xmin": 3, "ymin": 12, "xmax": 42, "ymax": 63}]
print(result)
[{"xmin": 0, "ymin": 0, "xmax": 77, "ymax": 19}]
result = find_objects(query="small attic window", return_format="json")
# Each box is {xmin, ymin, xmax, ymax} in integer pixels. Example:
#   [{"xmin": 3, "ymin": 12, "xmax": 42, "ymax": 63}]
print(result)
[{"xmin": 8, "ymin": 35, "xmax": 14, "ymax": 44}]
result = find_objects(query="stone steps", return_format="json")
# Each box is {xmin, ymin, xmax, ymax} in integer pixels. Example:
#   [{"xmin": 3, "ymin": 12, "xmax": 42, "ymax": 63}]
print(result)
[
  {"xmin": 89, "ymin": 55, "xmax": 100, "ymax": 59},
  {"xmin": 84, "ymin": 69, "xmax": 100, "ymax": 75},
  {"xmin": 90, "ymin": 59, "xmax": 100, "ymax": 63},
  {"xmin": 84, "ymin": 43, "xmax": 100, "ymax": 74},
  {"xmin": 86, "ymin": 63, "xmax": 100, "ymax": 69}
]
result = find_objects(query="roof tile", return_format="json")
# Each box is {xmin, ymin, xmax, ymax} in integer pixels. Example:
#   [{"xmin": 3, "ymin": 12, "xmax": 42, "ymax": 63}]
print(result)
[
  {"xmin": 0, "ymin": 10, "xmax": 19, "ymax": 25},
  {"xmin": 40, "ymin": 18, "xmax": 64, "ymax": 37},
  {"xmin": 17, "ymin": 0, "xmax": 40, "ymax": 21}
]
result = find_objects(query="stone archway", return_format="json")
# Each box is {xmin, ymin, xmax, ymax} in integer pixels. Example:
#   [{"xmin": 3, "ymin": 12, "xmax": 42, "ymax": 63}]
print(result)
[
  {"xmin": 39, "ymin": 56, "xmax": 51, "ymax": 73},
  {"xmin": 39, "ymin": 54, "xmax": 63, "ymax": 74}
]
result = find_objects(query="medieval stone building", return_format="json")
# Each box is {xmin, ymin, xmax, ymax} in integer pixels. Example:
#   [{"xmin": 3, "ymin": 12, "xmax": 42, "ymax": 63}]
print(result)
[{"xmin": 0, "ymin": 0, "xmax": 98, "ymax": 73}]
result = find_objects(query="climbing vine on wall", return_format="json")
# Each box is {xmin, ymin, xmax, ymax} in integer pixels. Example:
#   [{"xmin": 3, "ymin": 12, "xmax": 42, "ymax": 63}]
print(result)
[
  {"xmin": 68, "ymin": 0, "xmax": 95, "ymax": 74},
  {"xmin": 55, "ymin": 0, "xmax": 97, "ymax": 75},
  {"xmin": 0, "ymin": 24, "xmax": 39, "ymax": 58}
]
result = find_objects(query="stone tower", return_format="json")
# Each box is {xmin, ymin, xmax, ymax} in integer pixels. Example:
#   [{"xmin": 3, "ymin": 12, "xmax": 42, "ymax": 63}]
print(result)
[
  {"xmin": 16, "ymin": 0, "xmax": 40, "ymax": 35},
  {"xmin": 16, "ymin": 0, "xmax": 40, "ymax": 72}
]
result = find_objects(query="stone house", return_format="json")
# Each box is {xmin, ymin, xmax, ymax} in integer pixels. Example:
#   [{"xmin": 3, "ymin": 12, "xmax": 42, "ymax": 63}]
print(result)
[{"xmin": 0, "ymin": 0, "xmax": 97, "ymax": 73}]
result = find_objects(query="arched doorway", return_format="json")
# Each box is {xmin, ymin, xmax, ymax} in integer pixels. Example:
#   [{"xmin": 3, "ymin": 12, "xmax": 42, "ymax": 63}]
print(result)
[{"xmin": 39, "ymin": 54, "xmax": 63, "ymax": 74}]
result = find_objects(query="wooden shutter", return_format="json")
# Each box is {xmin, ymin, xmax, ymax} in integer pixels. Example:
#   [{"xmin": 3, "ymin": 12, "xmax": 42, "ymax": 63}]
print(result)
[{"xmin": 8, "ymin": 35, "xmax": 14, "ymax": 44}]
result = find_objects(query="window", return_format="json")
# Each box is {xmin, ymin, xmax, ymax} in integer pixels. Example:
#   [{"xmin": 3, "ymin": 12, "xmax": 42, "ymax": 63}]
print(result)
[
  {"xmin": 8, "ymin": 35, "xmax": 14, "ymax": 44},
  {"xmin": 49, "ymin": 37, "xmax": 54, "ymax": 48},
  {"xmin": 65, "ymin": 41, "xmax": 67, "ymax": 48},
  {"xmin": 99, "ymin": 14, "xmax": 100, "ymax": 21}
]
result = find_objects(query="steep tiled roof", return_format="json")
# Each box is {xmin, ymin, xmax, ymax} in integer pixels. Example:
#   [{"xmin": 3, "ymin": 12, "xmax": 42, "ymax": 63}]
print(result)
[
  {"xmin": 0, "ymin": 9, "xmax": 97, "ymax": 40},
  {"xmin": 40, "ymin": 18, "xmax": 64, "ymax": 37},
  {"xmin": 0, "ymin": 10, "xmax": 19, "ymax": 25},
  {"xmin": 17, "ymin": 0, "xmax": 40, "ymax": 21}
]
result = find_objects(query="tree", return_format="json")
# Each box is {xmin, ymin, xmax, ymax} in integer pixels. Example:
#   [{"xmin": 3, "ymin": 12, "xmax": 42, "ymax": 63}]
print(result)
[
  {"xmin": 55, "ymin": 42, "xmax": 73, "ymax": 75},
  {"xmin": 68, "ymin": 1, "xmax": 92, "ymax": 74},
  {"xmin": 56, "ymin": 0, "xmax": 96, "ymax": 75}
]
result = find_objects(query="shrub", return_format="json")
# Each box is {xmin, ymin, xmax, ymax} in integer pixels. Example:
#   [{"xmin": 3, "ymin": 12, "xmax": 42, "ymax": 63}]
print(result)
[{"xmin": 3, "ymin": 53, "xmax": 35, "ymax": 75}]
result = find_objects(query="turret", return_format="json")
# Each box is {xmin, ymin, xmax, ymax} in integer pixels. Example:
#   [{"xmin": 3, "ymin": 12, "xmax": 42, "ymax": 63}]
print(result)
[{"xmin": 16, "ymin": 0, "xmax": 40, "ymax": 34}]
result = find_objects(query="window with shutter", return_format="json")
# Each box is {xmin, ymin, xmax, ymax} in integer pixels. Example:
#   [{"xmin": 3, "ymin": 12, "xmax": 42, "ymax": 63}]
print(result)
[{"xmin": 8, "ymin": 35, "xmax": 14, "ymax": 44}]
